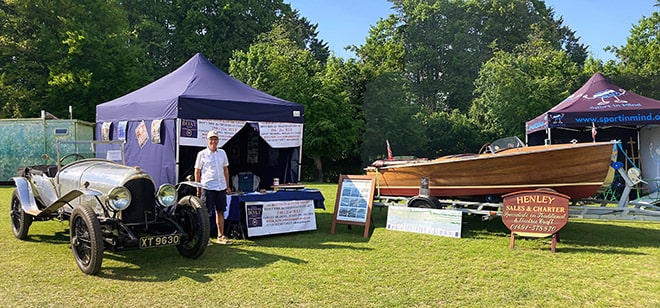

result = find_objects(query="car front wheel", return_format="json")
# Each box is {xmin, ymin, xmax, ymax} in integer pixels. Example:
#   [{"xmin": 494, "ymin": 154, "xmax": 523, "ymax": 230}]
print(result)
[
  {"xmin": 174, "ymin": 196, "xmax": 210, "ymax": 259},
  {"xmin": 10, "ymin": 189, "xmax": 32, "ymax": 240},
  {"xmin": 70, "ymin": 205, "xmax": 104, "ymax": 275}
]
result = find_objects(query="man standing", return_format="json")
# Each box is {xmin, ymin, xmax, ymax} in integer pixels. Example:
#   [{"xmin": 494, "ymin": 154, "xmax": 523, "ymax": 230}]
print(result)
[{"xmin": 195, "ymin": 130, "xmax": 232, "ymax": 245}]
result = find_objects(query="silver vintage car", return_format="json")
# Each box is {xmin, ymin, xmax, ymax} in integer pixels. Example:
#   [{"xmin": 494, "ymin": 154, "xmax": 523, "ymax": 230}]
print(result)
[{"xmin": 10, "ymin": 141, "xmax": 209, "ymax": 275}]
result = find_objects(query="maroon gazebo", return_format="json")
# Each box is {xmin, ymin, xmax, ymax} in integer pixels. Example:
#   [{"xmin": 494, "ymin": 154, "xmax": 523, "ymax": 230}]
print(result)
[{"xmin": 526, "ymin": 72, "xmax": 660, "ymax": 145}]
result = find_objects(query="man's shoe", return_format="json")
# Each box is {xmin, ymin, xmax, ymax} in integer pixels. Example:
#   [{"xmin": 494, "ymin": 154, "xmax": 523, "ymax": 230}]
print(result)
[{"xmin": 216, "ymin": 236, "xmax": 232, "ymax": 245}]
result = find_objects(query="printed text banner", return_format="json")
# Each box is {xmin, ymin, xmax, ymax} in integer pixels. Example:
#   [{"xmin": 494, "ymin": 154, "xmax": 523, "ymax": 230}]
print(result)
[
  {"xmin": 179, "ymin": 119, "xmax": 303, "ymax": 148},
  {"xmin": 245, "ymin": 200, "xmax": 316, "ymax": 237}
]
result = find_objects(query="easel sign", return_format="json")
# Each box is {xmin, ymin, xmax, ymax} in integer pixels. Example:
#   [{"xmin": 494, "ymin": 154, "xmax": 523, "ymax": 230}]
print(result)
[{"xmin": 330, "ymin": 175, "xmax": 376, "ymax": 238}]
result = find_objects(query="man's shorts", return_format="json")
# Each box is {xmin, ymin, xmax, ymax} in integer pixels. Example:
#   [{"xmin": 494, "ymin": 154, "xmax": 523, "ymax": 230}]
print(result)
[{"xmin": 202, "ymin": 189, "xmax": 227, "ymax": 215}]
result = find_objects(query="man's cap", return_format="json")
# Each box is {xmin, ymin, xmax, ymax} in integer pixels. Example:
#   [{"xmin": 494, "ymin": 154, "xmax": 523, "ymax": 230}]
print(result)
[{"xmin": 207, "ymin": 130, "xmax": 219, "ymax": 139}]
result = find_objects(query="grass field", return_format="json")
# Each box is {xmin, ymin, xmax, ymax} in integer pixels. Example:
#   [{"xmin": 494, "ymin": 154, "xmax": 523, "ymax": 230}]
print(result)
[{"xmin": 1, "ymin": 184, "xmax": 659, "ymax": 307}]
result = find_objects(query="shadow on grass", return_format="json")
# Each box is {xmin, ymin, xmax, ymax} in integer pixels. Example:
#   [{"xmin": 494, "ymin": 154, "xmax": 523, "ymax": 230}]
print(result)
[
  {"xmin": 98, "ymin": 244, "xmax": 312, "ymax": 282},
  {"xmin": 20, "ymin": 204, "xmax": 657, "ymax": 281},
  {"xmin": 557, "ymin": 220, "xmax": 660, "ymax": 249},
  {"xmin": 95, "ymin": 211, "xmax": 375, "ymax": 282},
  {"xmin": 24, "ymin": 229, "xmax": 69, "ymax": 244}
]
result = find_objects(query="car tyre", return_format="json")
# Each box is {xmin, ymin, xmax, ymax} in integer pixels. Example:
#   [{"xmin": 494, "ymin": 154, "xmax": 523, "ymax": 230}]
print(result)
[
  {"xmin": 10, "ymin": 189, "xmax": 33, "ymax": 240},
  {"xmin": 175, "ymin": 196, "xmax": 210, "ymax": 259},
  {"xmin": 70, "ymin": 205, "xmax": 104, "ymax": 275}
]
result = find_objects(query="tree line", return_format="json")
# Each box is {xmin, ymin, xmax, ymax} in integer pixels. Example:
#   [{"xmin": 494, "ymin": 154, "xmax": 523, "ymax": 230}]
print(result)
[{"xmin": 1, "ymin": 0, "xmax": 659, "ymax": 182}]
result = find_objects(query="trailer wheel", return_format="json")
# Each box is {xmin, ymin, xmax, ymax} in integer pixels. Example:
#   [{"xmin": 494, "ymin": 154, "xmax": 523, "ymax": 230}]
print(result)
[{"xmin": 407, "ymin": 196, "xmax": 441, "ymax": 209}]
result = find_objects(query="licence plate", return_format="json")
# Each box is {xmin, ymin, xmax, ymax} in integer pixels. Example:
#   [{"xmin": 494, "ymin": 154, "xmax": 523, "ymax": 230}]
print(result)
[{"xmin": 139, "ymin": 234, "xmax": 181, "ymax": 249}]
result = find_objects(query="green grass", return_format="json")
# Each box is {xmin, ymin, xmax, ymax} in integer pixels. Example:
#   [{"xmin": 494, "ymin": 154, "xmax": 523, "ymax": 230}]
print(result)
[{"xmin": 1, "ymin": 184, "xmax": 659, "ymax": 307}]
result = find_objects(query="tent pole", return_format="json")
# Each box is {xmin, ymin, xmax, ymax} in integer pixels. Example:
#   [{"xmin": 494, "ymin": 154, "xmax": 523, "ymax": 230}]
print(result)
[
  {"xmin": 175, "ymin": 118, "xmax": 181, "ymax": 183},
  {"xmin": 298, "ymin": 126, "xmax": 304, "ymax": 183},
  {"xmin": 547, "ymin": 128, "xmax": 552, "ymax": 145}
]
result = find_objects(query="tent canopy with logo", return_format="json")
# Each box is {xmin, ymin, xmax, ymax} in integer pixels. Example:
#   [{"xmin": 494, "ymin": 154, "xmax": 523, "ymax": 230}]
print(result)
[
  {"xmin": 526, "ymin": 72, "xmax": 660, "ymax": 146},
  {"xmin": 526, "ymin": 72, "xmax": 660, "ymax": 183},
  {"xmin": 96, "ymin": 53, "xmax": 304, "ymax": 188}
]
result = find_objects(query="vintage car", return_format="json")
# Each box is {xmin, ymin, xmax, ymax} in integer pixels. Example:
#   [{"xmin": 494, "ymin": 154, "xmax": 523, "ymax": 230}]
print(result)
[{"xmin": 10, "ymin": 142, "xmax": 209, "ymax": 275}]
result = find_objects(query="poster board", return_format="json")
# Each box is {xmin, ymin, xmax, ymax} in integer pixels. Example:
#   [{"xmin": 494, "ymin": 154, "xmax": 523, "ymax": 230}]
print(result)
[
  {"xmin": 330, "ymin": 175, "xmax": 376, "ymax": 238},
  {"xmin": 245, "ymin": 199, "xmax": 317, "ymax": 237},
  {"xmin": 386, "ymin": 206, "xmax": 462, "ymax": 238}
]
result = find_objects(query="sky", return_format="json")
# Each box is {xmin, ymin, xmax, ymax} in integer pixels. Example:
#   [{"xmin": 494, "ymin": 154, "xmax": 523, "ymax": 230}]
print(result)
[{"xmin": 285, "ymin": 0, "xmax": 658, "ymax": 61}]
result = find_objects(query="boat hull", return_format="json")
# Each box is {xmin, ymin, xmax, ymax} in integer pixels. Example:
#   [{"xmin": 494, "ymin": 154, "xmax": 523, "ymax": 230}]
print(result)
[{"xmin": 366, "ymin": 142, "xmax": 616, "ymax": 200}]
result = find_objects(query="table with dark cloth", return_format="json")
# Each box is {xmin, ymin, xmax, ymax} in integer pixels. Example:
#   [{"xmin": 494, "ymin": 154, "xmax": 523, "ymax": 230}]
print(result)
[{"xmin": 210, "ymin": 189, "xmax": 325, "ymax": 238}]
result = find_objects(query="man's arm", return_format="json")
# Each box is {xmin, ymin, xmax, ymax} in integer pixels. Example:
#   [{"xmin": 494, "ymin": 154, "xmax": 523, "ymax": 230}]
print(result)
[{"xmin": 224, "ymin": 166, "xmax": 231, "ymax": 194}]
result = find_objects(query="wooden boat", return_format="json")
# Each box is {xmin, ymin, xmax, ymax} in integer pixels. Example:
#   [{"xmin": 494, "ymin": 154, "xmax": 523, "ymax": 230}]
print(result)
[{"xmin": 365, "ymin": 137, "xmax": 617, "ymax": 201}]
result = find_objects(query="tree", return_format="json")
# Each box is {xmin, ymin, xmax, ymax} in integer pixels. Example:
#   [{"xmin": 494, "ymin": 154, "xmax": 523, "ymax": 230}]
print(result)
[
  {"xmin": 390, "ymin": 0, "xmax": 587, "ymax": 112},
  {"xmin": 361, "ymin": 72, "xmax": 425, "ymax": 163},
  {"xmin": 470, "ymin": 38, "xmax": 581, "ymax": 138},
  {"xmin": 416, "ymin": 109, "xmax": 486, "ymax": 157},
  {"xmin": 280, "ymin": 9, "xmax": 330, "ymax": 65},
  {"xmin": 154, "ymin": 0, "xmax": 291, "ymax": 72},
  {"xmin": 229, "ymin": 25, "xmax": 362, "ymax": 182},
  {"xmin": 0, "ymin": 0, "xmax": 147, "ymax": 121},
  {"xmin": 608, "ymin": 8, "xmax": 660, "ymax": 99}
]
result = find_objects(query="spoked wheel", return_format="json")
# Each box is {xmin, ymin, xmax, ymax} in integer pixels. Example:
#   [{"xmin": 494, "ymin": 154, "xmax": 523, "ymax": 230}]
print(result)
[
  {"xmin": 70, "ymin": 205, "xmax": 103, "ymax": 275},
  {"xmin": 10, "ymin": 190, "xmax": 32, "ymax": 240},
  {"xmin": 175, "ymin": 196, "xmax": 210, "ymax": 259}
]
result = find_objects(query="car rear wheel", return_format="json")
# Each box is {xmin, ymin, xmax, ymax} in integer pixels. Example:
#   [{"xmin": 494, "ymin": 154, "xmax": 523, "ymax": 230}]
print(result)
[
  {"xmin": 175, "ymin": 196, "xmax": 210, "ymax": 259},
  {"xmin": 10, "ymin": 189, "xmax": 32, "ymax": 240},
  {"xmin": 70, "ymin": 205, "xmax": 103, "ymax": 275}
]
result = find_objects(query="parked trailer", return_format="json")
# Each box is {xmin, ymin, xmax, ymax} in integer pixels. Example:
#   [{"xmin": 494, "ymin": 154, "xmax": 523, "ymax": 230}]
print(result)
[
  {"xmin": 373, "ymin": 166, "xmax": 660, "ymax": 222},
  {"xmin": 0, "ymin": 113, "xmax": 93, "ymax": 184},
  {"xmin": 373, "ymin": 195, "xmax": 502, "ymax": 220}
]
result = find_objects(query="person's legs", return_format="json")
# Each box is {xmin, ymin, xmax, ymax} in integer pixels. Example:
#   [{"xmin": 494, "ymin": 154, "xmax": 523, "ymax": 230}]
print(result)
[
  {"xmin": 211, "ymin": 190, "xmax": 231, "ymax": 244},
  {"xmin": 216, "ymin": 190, "xmax": 228, "ymax": 239},
  {"xmin": 202, "ymin": 189, "xmax": 216, "ymax": 245}
]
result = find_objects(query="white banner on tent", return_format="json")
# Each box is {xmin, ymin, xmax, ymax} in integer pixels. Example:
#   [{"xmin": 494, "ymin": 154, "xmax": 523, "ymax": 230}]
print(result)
[
  {"xmin": 179, "ymin": 119, "xmax": 246, "ymax": 147},
  {"xmin": 259, "ymin": 122, "xmax": 303, "ymax": 148},
  {"xmin": 179, "ymin": 119, "xmax": 303, "ymax": 148}
]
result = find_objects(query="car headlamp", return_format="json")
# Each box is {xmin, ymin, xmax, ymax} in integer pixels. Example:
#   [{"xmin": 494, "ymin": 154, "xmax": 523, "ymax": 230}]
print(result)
[
  {"xmin": 107, "ymin": 186, "xmax": 131, "ymax": 211},
  {"xmin": 156, "ymin": 184, "xmax": 177, "ymax": 207}
]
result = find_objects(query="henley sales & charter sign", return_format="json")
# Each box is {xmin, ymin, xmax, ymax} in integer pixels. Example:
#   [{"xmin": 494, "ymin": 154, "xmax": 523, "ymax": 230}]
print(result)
[{"xmin": 501, "ymin": 190, "xmax": 569, "ymax": 237}]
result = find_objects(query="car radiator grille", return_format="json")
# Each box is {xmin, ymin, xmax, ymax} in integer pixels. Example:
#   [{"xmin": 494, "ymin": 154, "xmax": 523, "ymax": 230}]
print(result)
[{"xmin": 121, "ymin": 178, "xmax": 156, "ymax": 224}]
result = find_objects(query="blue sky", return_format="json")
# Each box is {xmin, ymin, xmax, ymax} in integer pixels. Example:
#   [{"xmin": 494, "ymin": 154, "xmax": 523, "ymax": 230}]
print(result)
[{"xmin": 285, "ymin": 0, "xmax": 658, "ymax": 61}]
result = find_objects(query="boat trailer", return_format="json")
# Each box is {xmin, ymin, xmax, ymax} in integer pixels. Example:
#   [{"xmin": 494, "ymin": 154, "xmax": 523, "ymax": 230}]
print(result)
[{"xmin": 373, "ymin": 167, "xmax": 660, "ymax": 222}]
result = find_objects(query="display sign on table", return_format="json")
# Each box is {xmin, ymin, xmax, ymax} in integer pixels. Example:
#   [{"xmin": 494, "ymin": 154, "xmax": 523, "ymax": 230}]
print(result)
[{"xmin": 245, "ymin": 199, "xmax": 316, "ymax": 237}]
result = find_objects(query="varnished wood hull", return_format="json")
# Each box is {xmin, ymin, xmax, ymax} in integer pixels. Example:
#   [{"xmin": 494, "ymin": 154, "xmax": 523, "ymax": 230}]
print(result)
[{"xmin": 365, "ymin": 142, "xmax": 617, "ymax": 200}]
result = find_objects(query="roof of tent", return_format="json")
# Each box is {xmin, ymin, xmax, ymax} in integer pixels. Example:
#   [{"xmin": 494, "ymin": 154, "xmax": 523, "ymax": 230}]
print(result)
[
  {"xmin": 96, "ymin": 53, "xmax": 304, "ymax": 123},
  {"xmin": 526, "ymin": 72, "xmax": 660, "ymax": 134}
]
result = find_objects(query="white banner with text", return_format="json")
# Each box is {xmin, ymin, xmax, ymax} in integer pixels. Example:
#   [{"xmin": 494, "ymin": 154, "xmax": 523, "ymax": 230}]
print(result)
[
  {"xmin": 245, "ymin": 200, "xmax": 316, "ymax": 237},
  {"xmin": 386, "ymin": 206, "xmax": 462, "ymax": 238}
]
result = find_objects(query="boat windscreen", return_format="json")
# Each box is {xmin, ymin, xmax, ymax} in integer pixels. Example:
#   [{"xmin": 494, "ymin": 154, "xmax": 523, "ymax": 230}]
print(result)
[{"xmin": 489, "ymin": 136, "xmax": 524, "ymax": 153}]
